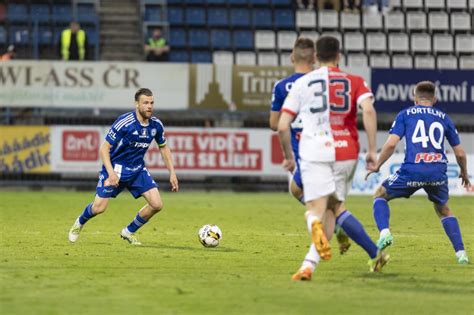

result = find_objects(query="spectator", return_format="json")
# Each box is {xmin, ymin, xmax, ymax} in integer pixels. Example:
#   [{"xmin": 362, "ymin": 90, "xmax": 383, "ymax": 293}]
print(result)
[
  {"xmin": 296, "ymin": 0, "xmax": 315, "ymax": 10},
  {"xmin": 144, "ymin": 27, "xmax": 170, "ymax": 62},
  {"xmin": 0, "ymin": 45, "xmax": 15, "ymax": 61},
  {"xmin": 59, "ymin": 22, "xmax": 87, "ymax": 61},
  {"xmin": 343, "ymin": 0, "xmax": 361, "ymax": 12},
  {"xmin": 363, "ymin": 0, "xmax": 390, "ymax": 14}
]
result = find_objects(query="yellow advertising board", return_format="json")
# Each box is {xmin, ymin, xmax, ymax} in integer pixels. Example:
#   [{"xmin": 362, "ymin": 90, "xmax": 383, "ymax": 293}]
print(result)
[{"xmin": 0, "ymin": 126, "xmax": 50, "ymax": 173}]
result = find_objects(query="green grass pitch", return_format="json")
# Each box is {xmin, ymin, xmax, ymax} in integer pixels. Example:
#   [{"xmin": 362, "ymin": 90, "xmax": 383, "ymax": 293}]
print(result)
[{"xmin": 1, "ymin": 191, "xmax": 473, "ymax": 315}]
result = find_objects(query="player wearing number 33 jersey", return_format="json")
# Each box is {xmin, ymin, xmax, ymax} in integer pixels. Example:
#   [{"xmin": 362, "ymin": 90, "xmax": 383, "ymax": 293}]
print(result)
[{"xmin": 367, "ymin": 81, "xmax": 470, "ymax": 265}]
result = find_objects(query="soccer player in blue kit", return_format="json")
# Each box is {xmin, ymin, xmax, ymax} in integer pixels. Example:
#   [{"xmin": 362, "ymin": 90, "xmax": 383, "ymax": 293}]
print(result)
[
  {"xmin": 366, "ymin": 81, "xmax": 470, "ymax": 264},
  {"xmin": 68, "ymin": 88, "xmax": 179, "ymax": 245}
]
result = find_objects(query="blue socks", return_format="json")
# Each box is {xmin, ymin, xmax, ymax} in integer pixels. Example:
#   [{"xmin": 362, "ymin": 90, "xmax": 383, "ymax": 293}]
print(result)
[
  {"xmin": 373, "ymin": 198, "xmax": 390, "ymax": 231},
  {"xmin": 78, "ymin": 203, "xmax": 96, "ymax": 225},
  {"xmin": 336, "ymin": 210, "xmax": 379, "ymax": 259},
  {"xmin": 441, "ymin": 216, "xmax": 465, "ymax": 252},
  {"xmin": 126, "ymin": 214, "xmax": 148, "ymax": 233}
]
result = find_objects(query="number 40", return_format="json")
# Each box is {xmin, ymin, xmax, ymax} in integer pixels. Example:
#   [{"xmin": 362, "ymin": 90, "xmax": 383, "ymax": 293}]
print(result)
[{"xmin": 411, "ymin": 120, "xmax": 444, "ymax": 149}]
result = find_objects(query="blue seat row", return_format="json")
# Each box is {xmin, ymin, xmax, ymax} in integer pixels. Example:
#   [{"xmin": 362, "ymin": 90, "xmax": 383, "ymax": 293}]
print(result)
[
  {"xmin": 166, "ymin": 7, "xmax": 295, "ymax": 29},
  {"xmin": 169, "ymin": 28, "xmax": 254, "ymax": 50},
  {"xmin": 6, "ymin": 3, "xmax": 97, "ymax": 24},
  {"xmin": 166, "ymin": 0, "xmax": 292, "ymax": 6},
  {"xmin": 169, "ymin": 50, "xmax": 212, "ymax": 63}
]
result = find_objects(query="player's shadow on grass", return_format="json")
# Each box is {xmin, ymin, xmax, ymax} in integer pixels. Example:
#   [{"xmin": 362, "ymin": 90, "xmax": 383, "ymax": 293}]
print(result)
[{"xmin": 140, "ymin": 243, "xmax": 242, "ymax": 252}]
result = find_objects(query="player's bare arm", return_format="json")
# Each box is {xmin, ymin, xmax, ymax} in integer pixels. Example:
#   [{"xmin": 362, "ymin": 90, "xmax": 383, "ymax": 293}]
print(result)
[
  {"xmin": 159, "ymin": 144, "xmax": 179, "ymax": 192},
  {"xmin": 452, "ymin": 144, "xmax": 471, "ymax": 187},
  {"xmin": 360, "ymin": 97, "xmax": 377, "ymax": 170},
  {"xmin": 365, "ymin": 134, "xmax": 400, "ymax": 180},
  {"xmin": 269, "ymin": 111, "xmax": 281, "ymax": 131},
  {"xmin": 100, "ymin": 140, "xmax": 119, "ymax": 187},
  {"xmin": 277, "ymin": 112, "xmax": 295, "ymax": 172}
]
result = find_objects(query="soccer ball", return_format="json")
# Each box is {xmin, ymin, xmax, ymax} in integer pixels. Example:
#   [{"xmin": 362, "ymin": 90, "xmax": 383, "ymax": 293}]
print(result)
[{"xmin": 198, "ymin": 224, "xmax": 222, "ymax": 248}]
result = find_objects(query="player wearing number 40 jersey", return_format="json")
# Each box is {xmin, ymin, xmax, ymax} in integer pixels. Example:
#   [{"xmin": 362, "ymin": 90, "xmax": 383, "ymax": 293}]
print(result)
[
  {"xmin": 68, "ymin": 88, "xmax": 179, "ymax": 246},
  {"xmin": 367, "ymin": 81, "xmax": 471, "ymax": 265}
]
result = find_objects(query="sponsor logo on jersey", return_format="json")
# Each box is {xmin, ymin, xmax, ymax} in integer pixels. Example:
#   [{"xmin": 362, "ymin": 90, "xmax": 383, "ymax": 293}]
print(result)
[
  {"xmin": 407, "ymin": 180, "xmax": 446, "ymax": 187},
  {"xmin": 108, "ymin": 129, "xmax": 117, "ymax": 140},
  {"xmin": 132, "ymin": 130, "xmax": 139, "ymax": 135},
  {"xmin": 63, "ymin": 130, "xmax": 99, "ymax": 161},
  {"xmin": 139, "ymin": 128, "xmax": 148, "ymax": 138},
  {"xmin": 151, "ymin": 128, "xmax": 157, "ymax": 137},
  {"xmin": 334, "ymin": 140, "xmax": 348, "ymax": 148},
  {"xmin": 134, "ymin": 142, "xmax": 150, "ymax": 148},
  {"xmin": 414, "ymin": 152, "xmax": 445, "ymax": 163}
]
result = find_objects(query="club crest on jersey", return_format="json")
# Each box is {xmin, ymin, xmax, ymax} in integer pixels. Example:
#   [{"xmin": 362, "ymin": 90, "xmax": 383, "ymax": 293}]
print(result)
[
  {"xmin": 139, "ymin": 128, "xmax": 148, "ymax": 138},
  {"xmin": 151, "ymin": 128, "xmax": 157, "ymax": 137},
  {"xmin": 415, "ymin": 152, "xmax": 444, "ymax": 163}
]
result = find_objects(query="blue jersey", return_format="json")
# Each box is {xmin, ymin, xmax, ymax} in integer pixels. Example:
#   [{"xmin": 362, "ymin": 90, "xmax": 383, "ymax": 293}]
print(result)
[
  {"xmin": 104, "ymin": 111, "xmax": 166, "ymax": 181},
  {"xmin": 389, "ymin": 105, "xmax": 460, "ymax": 177},
  {"xmin": 271, "ymin": 72, "xmax": 305, "ymax": 161}
]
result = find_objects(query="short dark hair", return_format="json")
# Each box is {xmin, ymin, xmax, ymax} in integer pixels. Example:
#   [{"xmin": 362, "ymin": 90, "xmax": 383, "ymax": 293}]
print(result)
[
  {"xmin": 135, "ymin": 88, "xmax": 153, "ymax": 101},
  {"xmin": 293, "ymin": 37, "xmax": 315, "ymax": 63},
  {"xmin": 414, "ymin": 81, "xmax": 436, "ymax": 99},
  {"xmin": 315, "ymin": 36, "xmax": 340, "ymax": 63}
]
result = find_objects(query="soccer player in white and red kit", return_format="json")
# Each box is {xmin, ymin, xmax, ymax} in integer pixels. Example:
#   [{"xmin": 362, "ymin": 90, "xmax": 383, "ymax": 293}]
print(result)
[{"xmin": 279, "ymin": 36, "xmax": 388, "ymax": 280}]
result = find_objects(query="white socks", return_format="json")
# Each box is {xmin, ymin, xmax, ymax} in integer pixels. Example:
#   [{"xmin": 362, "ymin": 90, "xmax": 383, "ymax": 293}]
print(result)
[
  {"xmin": 306, "ymin": 214, "xmax": 321, "ymax": 235},
  {"xmin": 380, "ymin": 228, "xmax": 391, "ymax": 238},
  {"xmin": 301, "ymin": 244, "xmax": 320, "ymax": 272}
]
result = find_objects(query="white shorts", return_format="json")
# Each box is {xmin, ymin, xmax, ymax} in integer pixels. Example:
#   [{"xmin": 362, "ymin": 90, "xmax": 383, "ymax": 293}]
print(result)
[{"xmin": 300, "ymin": 160, "xmax": 357, "ymax": 203}]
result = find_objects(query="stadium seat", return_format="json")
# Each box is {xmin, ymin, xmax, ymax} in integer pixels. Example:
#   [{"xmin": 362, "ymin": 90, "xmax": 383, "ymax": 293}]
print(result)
[
  {"xmin": 191, "ymin": 50, "xmax": 212, "ymax": 63},
  {"xmin": 388, "ymin": 33, "xmax": 409, "ymax": 53},
  {"xmin": 279, "ymin": 52, "xmax": 292, "ymax": 66},
  {"xmin": 347, "ymin": 53, "xmax": 368, "ymax": 67},
  {"xmin": 437, "ymin": 55, "xmax": 458, "ymax": 69},
  {"xmin": 341, "ymin": 12, "xmax": 360, "ymax": 30},
  {"xmin": 366, "ymin": 32, "xmax": 387, "ymax": 52},
  {"xmin": 9, "ymin": 26, "xmax": 29, "ymax": 45},
  {"xmin": 296, "ymin": 10, "xmax": 316, "ymax": 29},
  {"xmin": 253, "ymin": 9, "xmax": 273, "ymax": 29},
  {"xmin": 370, "ymin": 54, "xmax": 391, "ymax": 68},
  {"xmin": 362, "ymin": 13, "xmax": 382, "ymax": 31},
  {"xmin": 428, "ymin": 12, "xmax": 449, "ymax": 32},
  {"xmin": 207, "ymin": 8, "xmax": 228, "ymax": 27},
  {"xmin": 447, "ymin": 0, "xmax": 468, "ymax": 11},
  {"xmin": 257, "ymin": 51, "xmax": 278, "ymax": 66},
  {"xmin": 169, "ymin": 28, "xmax": 187, "ymax": 48},
  {"xmin": 455, "ymin": 34, "xmax": 474, "ymax": 54},
  {"xmin": 470, "ymin": 0, "xmax": 474, "ymax": 10},
  {"xmin": 31, "ymin": 4, "xmax": 50, "ymax": 23},
  {"xmin": 403, "ymin": 0, "xmax": 423, "ymax": 10},
  {"xmin": 77, "ymin": 3, "xmax": 98, "ymax": 24},
  {"xmin": 84, "ymin": 27, "xmax": 98, "ymax": 46},
  {"xmin": 230, "ymin": 9, "xmax": 251, "ymax": 28},
  {"xmin": 229, "ymin": 0, "xmax": 249, "ymax": 5},
  {"xmin": 168, "ymin": 7, "xmax": 184, "ymax": 25},
  {"xmin": 249, "ymin": 0, "xmax": 269, "ymax": 6},
  {"xmin": 211, "ymin": 30, "xmax": 231, "ymax": 50},
  {"xmin": 186, "ymin": 7, "xmax": 206, "ymax": 26},
  {"xmin": 459, "ymin": 55, "xmax": 474, "ymax": 69},
  {"xmin": 0, "ymin": 27, "xmax": 6, "ymax": 44},
  {"xmin": 299, "ymin": 31, "xmax": 319, "ymax": 42},
  {"xmin": 425, "ymin": 0, "xmax": 445, "ymax": 10},
  {"xmin": 233, "ymin": 30, "xmax": 254, "ymax": 50},
  {"xmin": 213, "ymin": 51, "xmax": 234, "ymax": 64},
  {"xmin": 344, "ymin": 32, "xmax": 364, "ymax": 52},
  {"xmin": 207, "ymin": 0, "xmax": 227, "ymax": 4},
  {"xmin": 52, "ymin": 4, "xmax": 72, "ymax": 23},
  {"xmin": 450, "ymin": 12, "xmax": 471, "ymax": 32},
  {"xmin": 188, "ymin": 29, "xmax": 209, "ymax": 48},
  {"xmin": 433, "ymin": 34, "xmax": 454, "ymax": 53},
  {"xmin": 384, "ymin": 12, "xmax": 405, "ymax": 32},
  {"xmin": 277, "ymin": 31, "xmax": 297, "ymax": 51},
  {"xmin": 392, "ymin": 54, "xmax": 413, "ymax": 68},
  {"xmin": 145, "ymin": 6, "xmax": 163, "ymax": 22},
  {"xmin": 38, "ymin": 26, "xmax": 53, "ymax": 45},
  {"xmin": 7, "ymin": 3, "xmax": 28, "ymax": 23},
  {"xmin": 255, "ymin": 30, "xmax": 276, "ymax": 50},
  {"xmin": 235, "ymin": 51, "xmax": 256, "ymax": 65},
  {"xmin": 274, "ymin": 9, "xmax": 295, "ymax": 29},
  {"xmin": 318, "ymin": 10, "xmax": 338, "ymax": 29},
  {"xmin": 271, "ymin": 0, "xmax": 292, "ymax": 6},
  {"xmin": 391, "ymin": 0, "xmax": 402, "ymax": 10},
  {"xmin": 414, "ymin": 55, "xmax": 436, "ymax": 69},
  {"xmin": 406, "ymin": 12, "xmax": 427, "ymax": 32},
  {"xmin": 411, "ymin": 33, "xmax": 431, "ymax": 54},
  {"xmin": 169, "ymin": 50, "xmax": 189, "ymax": 62}
]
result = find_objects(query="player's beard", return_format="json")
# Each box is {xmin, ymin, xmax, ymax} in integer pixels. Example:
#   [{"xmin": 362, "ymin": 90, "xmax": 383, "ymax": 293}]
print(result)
[{"xmin": 138, "ymin": 108, "xmax": 153, "ymax": 120}]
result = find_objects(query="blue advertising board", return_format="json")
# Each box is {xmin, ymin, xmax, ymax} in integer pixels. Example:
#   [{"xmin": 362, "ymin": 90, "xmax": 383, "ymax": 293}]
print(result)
[{"xmin": 371, "ymin": 69, "xmax": 474, "ymax": 113}]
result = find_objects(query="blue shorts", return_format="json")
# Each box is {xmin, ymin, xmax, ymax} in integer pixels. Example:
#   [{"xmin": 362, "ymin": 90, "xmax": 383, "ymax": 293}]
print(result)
[
  {"xmin": 96, "ymin": 167, "xmax": 158, "ymax": 199},
  {"xmin": 382, "ymin": 168, "xmax": 449, "ymax": 205},
  {"xmin": 292, "ymin": 162, "xmax": 303, "ymax": 189}
]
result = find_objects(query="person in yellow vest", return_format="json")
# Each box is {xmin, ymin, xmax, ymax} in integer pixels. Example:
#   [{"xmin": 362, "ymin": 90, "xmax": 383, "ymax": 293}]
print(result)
[
  {"xmin": 59, "ymin": 22, "xmax": 87, "ymax": 61},
  {"xmin": 144, "ymin": 27, "xmax": 169, "ymax": 62}
]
